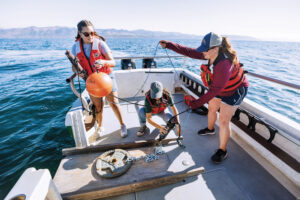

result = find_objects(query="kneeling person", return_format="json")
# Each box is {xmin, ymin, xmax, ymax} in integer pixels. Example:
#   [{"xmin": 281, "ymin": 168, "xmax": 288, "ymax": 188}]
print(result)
[{"xmin": 137, "ymin": 81, "xmax": 180, "ymax": 137}]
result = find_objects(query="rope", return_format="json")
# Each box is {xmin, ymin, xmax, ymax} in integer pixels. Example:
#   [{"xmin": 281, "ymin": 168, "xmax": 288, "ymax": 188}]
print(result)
[
  {"xmin": 103, "ymin": 44, "xmax": 186, "ymax": 108},
  {"xmin": 107, "ymin": 94, "xmax": 185, "ymax": 107},
  {"xmin": 77, "ymin": 75, "xmax": 86, "ymax": 112},
  {"xmin": 131, "ymin": 42, "xmax": 160, "ymax": 97},
  {"xmin": 164, "ymin": 48, "xmax": 182, "ymax": 82}
]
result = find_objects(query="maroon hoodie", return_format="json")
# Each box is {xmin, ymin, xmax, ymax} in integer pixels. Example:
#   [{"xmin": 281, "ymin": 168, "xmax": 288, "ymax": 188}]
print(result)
[{"xmin": 165, "ymin": 42, "xmax": 249, "ymax": 109}]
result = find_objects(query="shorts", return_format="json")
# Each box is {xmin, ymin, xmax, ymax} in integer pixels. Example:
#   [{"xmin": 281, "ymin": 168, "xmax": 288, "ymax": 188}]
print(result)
[
  {"xmin": 109, "ymin": 72, "xmax": 118, "ymax": 92},
  {"xmin": 216, "ymin": 86, "xmax": 248, "ymax": 106}
]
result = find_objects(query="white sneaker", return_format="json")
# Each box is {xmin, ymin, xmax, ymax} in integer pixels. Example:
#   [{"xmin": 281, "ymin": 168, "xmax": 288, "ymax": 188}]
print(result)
[
  {"xmin": 97, "ymin": 126, "xmax": 105, "ymax": 138},
  {"xmin": 120, "ymin": 124, "xmax": 128, "ymax": 138}
]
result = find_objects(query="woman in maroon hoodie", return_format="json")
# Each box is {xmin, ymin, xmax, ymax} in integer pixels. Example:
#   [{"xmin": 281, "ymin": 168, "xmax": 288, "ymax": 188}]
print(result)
[{"xmin": 160, "ymin": 32, "xmax": 249, "ymax": 163}]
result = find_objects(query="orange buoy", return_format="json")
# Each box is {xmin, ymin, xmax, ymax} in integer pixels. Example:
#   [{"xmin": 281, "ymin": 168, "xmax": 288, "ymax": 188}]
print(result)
[{"xmin": 86, "ymin": 72, "xmax": 113, "ymax": 97}]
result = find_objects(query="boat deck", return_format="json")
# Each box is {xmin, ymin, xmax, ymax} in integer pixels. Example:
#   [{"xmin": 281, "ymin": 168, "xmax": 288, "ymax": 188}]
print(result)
[{"xmin": 54, "ymin": 94, "xmax": 294, "ymax": 200}]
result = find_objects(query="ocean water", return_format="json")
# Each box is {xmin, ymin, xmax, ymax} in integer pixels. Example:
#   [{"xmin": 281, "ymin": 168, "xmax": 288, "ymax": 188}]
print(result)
[{"xmin": 0, "ymin": 38, "xmax": 299, "ymax": 198}]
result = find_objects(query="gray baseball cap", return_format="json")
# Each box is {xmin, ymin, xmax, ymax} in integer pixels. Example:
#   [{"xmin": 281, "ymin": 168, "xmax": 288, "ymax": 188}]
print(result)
[
  {"xmin": 150, "ymin": 81, "xmax": 163, "ymax": 99},
  {"xmin": 196, "ymin": 32, "xmax": 222, "ymax": 52}
]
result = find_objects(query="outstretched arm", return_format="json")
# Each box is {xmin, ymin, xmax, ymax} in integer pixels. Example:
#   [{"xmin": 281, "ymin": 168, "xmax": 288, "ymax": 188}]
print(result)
[{"xmin": 160, "ymin": 40, "xmax": 206, "ymax": 60}]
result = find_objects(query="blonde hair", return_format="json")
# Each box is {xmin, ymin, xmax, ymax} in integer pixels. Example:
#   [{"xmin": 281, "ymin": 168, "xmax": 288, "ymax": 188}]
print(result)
[{"xmin": 219, "ymin": 37, "xmax": 238, "ymax": 65}]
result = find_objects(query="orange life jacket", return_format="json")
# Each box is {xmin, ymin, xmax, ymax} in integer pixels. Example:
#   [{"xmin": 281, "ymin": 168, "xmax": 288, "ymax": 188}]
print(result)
[
  {"xmin": 74, "ymin": 38, "xmax": 112, "ymax": 76},
  {"xmin": 200, "ymin": 62, "xmax": 245, "ymax": 92},
  {"xmin": 146, "ymin": 92, "xmax": 169, "ymax": 114}
]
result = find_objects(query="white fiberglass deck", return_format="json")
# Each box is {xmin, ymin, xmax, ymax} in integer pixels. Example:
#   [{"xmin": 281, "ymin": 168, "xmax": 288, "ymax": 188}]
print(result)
[{"xmin": 55, "ymin": 94, "xmax": 295, "ymax": 200}]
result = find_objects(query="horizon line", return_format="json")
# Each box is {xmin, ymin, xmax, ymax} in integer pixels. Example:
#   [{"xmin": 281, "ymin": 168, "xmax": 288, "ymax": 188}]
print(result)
[{"xmin": 1, "ymin": 26, "xmax": 300, "ymax": 43}]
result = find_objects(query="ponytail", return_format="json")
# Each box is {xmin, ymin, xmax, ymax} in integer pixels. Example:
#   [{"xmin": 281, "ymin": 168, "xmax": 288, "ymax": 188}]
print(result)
[
  {"xmin": 94, "ymin": 33, "xmax": 106, "ymax": 42},
  {"xmin": 219, "ymin": 37, "xmax": 238, "ymax": 65}
]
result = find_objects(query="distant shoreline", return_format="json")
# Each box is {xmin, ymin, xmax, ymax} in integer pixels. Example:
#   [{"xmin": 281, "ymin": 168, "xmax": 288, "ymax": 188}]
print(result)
[{"xmin": 0, "ymin": 26, "xmax": 258, "ymax": 41}]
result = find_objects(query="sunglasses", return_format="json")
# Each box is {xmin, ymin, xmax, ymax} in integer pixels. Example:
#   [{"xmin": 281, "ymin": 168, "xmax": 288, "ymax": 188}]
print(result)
[
  {"xmin": 81, "ymin": 31, "xmax": 95, "ymax": 37},
  {"xmin": 203, "ymin": 46, "xmax": 218, "ymax": 53}
]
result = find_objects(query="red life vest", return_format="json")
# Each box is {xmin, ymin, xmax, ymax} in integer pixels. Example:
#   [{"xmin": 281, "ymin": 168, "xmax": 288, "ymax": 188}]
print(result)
[
  {"xmin": 200, "ymin": 62, "xmax": 245, "ymax": 92},
  {"xmin": 74, "ymin": 38, "xmax": 112, "ymax": 76},
  {"xmin": 146, "ymin": 92, "xmax": 169, "ymax": 114}
]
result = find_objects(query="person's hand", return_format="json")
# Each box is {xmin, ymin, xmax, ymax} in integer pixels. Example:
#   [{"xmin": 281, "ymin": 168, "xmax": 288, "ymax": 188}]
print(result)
[
  {"xmin": 159, "ymin": 40, "xmax": 168, "ymax": 49},
  {"xmin": 159, "ymin": 126, "xmax": 168, "ymax": 134},
  {"xmin": 95, "ymin": 60, "xmax": 105, "ymax": 69},
  {"xmin": 78, "ymin": 73, "xmax": 85, "ymax": 78},
  {"xmin": 72, "ymin": 65, "xmax": 85, "ymax": 78}
]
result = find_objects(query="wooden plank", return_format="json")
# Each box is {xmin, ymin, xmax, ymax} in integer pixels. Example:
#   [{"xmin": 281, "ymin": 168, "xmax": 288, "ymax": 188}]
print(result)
[
  {"xmin": 62, "ymin": 167, "xmax": 205, "ymax": 200},
  {"xmin": 55, "ymin": 145, "xmax": 202, "ymax": 200},
  {"xmin": 62, "ymin": 137, "xmax": 183, "ymax": 156},
  {"xmin": 55, "ymin": 147, "xmax": 170, "ymax": 196}
]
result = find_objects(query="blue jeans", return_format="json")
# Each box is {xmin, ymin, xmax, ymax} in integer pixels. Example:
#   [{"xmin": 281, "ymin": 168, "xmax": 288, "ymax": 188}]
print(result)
[{"xmin": 138, "ymin": 107, "xmax": 172, "ymax": 125}]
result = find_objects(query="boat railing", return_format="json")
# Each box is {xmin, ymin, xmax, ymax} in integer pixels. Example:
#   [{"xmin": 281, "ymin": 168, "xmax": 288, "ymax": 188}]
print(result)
[
  {"xmin": 65, "ymin": 56, "xmax": 187, "ymax": 110},
  {"xmin": 246, "ymin": 71, "xmax": 300, "ymax": 90},
  {"xmin": 114, "ymin": 56, "xmax": 300, "ymax": 90},
  {"xmin": 114, "ymin": 55, "xmax": 185, "ymax": 60},
  {"xmin": 67, "ymin": 55, "xmax": 300, "ymax": 90},
  {"xmin": 66, "ymin": 55, "xmax": 300, "ymax": 119}
]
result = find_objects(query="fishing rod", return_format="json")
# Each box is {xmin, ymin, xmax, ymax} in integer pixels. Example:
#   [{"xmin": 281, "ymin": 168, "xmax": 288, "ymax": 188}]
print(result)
[{"xmin": 157, "ymin": 108, "xmax": 191, "ymax": 147}]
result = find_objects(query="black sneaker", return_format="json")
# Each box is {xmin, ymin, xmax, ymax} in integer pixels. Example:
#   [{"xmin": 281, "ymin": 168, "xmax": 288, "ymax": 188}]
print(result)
[
  {"xmin": 211, "ymin": 149, "xmax": 228, "ymax": 164},
  {"xmin": 197, "ymin": 127, "xmax": 215, "ymax": 135}
]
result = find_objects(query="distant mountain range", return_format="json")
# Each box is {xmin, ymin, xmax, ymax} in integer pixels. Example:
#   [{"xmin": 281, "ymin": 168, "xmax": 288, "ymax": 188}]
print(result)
[{"xmin": 0, "ymin": 26, "xmax": 258, "ymax": 41}]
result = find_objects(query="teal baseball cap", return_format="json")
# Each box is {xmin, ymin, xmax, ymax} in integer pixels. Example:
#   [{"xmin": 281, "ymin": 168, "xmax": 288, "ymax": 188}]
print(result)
[{"xmin": 150, "ymin": 81, "xmax": 163, "ymax": 99}]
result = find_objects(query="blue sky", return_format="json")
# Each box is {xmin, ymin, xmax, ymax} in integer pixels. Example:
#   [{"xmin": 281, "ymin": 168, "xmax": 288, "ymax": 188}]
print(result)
[{"xmin": 1, "ymin": 0, "xmax": 299, "ymax": 41}]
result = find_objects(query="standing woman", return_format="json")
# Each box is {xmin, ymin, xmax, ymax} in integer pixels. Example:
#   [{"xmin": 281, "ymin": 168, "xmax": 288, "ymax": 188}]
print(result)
[
  {"xmin": 160, "ymin": 32, "xmax": 249, "ymax": 163},
  {"xmin": 72, "ymin": 20, "xmax": 127, "ymax": 138}
]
